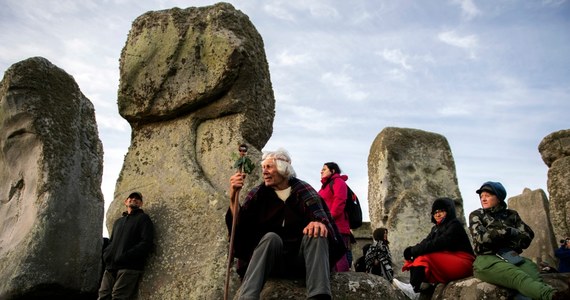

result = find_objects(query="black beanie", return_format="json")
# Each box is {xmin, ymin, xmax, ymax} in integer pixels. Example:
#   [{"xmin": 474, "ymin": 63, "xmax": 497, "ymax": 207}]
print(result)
[{"xmin": 431, "ymin": 198, "xmax": 449, "ymax": 214}]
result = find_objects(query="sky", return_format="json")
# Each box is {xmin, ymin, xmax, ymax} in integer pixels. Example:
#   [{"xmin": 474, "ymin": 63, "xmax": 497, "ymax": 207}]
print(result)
[{"xmin": 1, "ymin": 0, "xmax": 569, "ymax": 237}]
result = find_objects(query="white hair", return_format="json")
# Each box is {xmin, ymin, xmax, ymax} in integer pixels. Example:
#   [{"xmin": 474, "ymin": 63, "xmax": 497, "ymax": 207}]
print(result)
[{"xmin": 262, "ymin": 148, "xmax": 296, "ymax": 178}]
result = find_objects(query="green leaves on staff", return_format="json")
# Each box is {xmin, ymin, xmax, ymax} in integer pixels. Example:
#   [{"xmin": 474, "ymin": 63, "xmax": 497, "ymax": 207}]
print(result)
[{"xmin": 232, "ymin": 152, "xmax": 255, "ymax": 174}]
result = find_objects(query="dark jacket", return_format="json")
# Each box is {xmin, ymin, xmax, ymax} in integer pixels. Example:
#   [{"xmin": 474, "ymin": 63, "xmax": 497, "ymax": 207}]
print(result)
[
  {"xmin": 555, "ymin": 245, "xmax": 570, "ymax": 273},
  {"xmin": 365, "ymin": 240, "xmax": 394, "ymax": 281},
  {"xmin": 410, "ymin": 198, "xmax": 474, "ymax": 258},
  {"xmin": 226, "ymin": 177, "xmax": 346, "ymax": 276},
  {"xmin": 469, "ymin": 201, "xmax": 534, "ymax": 255},
  {"xmin": 103, "ymin": 208, "xmax": 154, "ymax": 270}
]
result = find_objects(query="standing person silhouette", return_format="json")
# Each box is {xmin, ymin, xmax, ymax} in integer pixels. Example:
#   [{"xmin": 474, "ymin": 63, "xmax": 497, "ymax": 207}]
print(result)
[
  {"xmin": 318, "ymin": 162, "xmax": 352, "ymax": 272},
  {"xmin": 99, "ymin": 192, "xmax": 154, "ymax": 300}
]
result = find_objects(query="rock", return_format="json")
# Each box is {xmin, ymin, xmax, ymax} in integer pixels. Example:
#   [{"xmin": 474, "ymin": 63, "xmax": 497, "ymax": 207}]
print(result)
[
  {"xmin": 539, "ymin": 129, "xmax": 570, "ymax": 241},
  {"xmin": 234, "ymin": 272, "xmax": 408, "ymax": 300},
  {"xmin": 0, "ymin": 57, "xmax": 104, "ymax": 298},
  {"xmin": 538, "ymin": 129, "xmax": 570, "ymax": 168},
  {"xmin": 367, "ymin": 127, "xmax": 465, "ymax": 279},
  {"xmin": 435, "ymin": 273, "xmax": 570, "ymax": 300},
  {"xmin": 548, "ymin": 157, "xmax": 570, "ymax": 240},
  {"xmin": 108, "ymin": 3, "xmax": 274, "ymax": 299},
  {"xmin": 508, "ymin": 188, "xmax": 558, "ymax": 268},
  {"xmin": 351, "ymin": 222, "xmax": 373, "ymax": 267},
  {"xmin": 239, "ymin": 273, "xmax": 561, "ymax": 300}
]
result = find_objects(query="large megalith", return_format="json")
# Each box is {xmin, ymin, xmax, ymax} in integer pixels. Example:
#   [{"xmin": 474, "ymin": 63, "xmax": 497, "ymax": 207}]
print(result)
[
  {"xmin": 539, "ymin": 129, "xmax": 570, "ymax": 241},
  {"xmin": 508, "ymin": 188, "xmax": 558, "ymax": 268},
  {"xmin": 368, "ymin": 127, "xmax": 464, "ymax": 279},
  {"xmin": 107, "ymin": 3, "xmax": 274, "ymax": 299},
  {"xmin": 0, "ymin": 57, "xmax": 104, "ymax": 298}
]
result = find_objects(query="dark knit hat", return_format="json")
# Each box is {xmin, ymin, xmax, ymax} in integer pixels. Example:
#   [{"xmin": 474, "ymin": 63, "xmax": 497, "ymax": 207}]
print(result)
[
  {"xmin": 431, "ymin": 198, "xmax": 450, "ymax": 214},
  {"xmin": 128, "ymin": 191, "xmax": 143, "ymax": 201},
  {"xmin": 476, "ymin": 181, "xmax": 506, "ymax": 202}
]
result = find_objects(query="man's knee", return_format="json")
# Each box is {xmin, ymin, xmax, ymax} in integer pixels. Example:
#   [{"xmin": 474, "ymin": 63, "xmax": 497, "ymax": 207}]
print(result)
[
  {"xmin": 259, "ymin": 232, "xmax": 283, "ymax": 250},
  {"xmin": 302, "ymin": 235, "xmax": 328, "ymax": 251}
]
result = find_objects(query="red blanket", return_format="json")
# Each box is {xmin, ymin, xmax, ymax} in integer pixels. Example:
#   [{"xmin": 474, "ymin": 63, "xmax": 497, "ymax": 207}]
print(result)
[{"xmin": 402, "ymin": 251, "xmax": 475, "ymax": 283}]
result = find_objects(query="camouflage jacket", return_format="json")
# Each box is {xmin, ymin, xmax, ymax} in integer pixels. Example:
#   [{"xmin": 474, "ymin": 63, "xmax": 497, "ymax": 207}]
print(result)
[{"xmin": 468, "ymin": 201, "xmax": 534, "ymax": 255}]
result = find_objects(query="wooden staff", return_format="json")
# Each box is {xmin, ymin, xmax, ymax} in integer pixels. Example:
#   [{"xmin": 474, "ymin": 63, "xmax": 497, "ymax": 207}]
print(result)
[
  {"xmin": 225, "ymin": 144, "xmax": 252, "ymax": 299},
  {"xmin": 224, "ymin": 185, "xmax": 240, "ymax": 300}
]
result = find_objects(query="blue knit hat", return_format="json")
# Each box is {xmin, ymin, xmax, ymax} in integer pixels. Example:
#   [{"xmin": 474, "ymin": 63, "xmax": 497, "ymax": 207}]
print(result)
[{"xmin": 476, "ymin": 181, "xmax": 506, "ymax": 202}]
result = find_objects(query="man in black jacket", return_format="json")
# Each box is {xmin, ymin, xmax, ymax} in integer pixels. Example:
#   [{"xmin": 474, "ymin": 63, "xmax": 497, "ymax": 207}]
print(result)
[{"xmin": 98, "ymin": 192, "xmax": 154, "ymax": 300}]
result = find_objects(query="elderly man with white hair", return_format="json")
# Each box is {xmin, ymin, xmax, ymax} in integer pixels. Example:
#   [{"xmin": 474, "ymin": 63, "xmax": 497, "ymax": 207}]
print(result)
[{"xmin": 226, "ymin": 148, "xmax": 345, "ymax": 300}]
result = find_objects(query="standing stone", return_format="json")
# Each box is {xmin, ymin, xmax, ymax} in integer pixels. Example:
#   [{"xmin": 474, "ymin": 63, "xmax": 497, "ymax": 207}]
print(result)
[
  {"xmin": 0, "ymin": 57, "xmax": 104, "ymax": 298},
  {"xmin": 108, "ymin": 3, "xmax": 274, "ymax": 299},
  {"xmin": 508, "ymin": 188, "xmax": 558, "ymax": 268},
  {"xmin": 368, "ymin": 127, "xmax": 465, "ymax": 279},
  {"xmin": 539, "ymin": 129, "xmax": 570, "ymax": 240}
]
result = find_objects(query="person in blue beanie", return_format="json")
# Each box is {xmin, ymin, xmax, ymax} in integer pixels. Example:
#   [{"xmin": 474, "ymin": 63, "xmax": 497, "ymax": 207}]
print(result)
[{"xmin": 469, "ymin": 181, "xmax": 570, "ymax": 300}]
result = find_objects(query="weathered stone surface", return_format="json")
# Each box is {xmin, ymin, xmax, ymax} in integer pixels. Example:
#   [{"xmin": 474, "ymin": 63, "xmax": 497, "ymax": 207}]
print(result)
[
  {"xmin": 108, "ymin": 3, "xmax": 274, "ymax": 299},
  {"xmin": 367, "ymin": 127, "xmax": 464, "ymax": 279},
  {"xmin": 539, "ymin": 129, "xmax": 570, "ymax": 243},
  {"xmin": 235, "ymin": 272, "xmax": 570, "ymax": 300},
  {"xmin": 434, "ymin": 273, "xmax": 570, "ymax": 300},
  {"xmin": 538, "ymin": 129, "xmax": 570, "ymax": 168},
  {"xmin": 236, "ymin": 272, "xmax": 407, "ymax": 300},
  {"xmin": 0, "ymin": 57, "xmax": 104, "ymax": 298},
  {"xmin": 508, "ymin": 188, "xmax": 558, "ymax": 268},
  {"xmin": 548, "ymin": 156, "xmax": 570, "ymax": 241},
  {"xmin": 351, "ymin": 222, "xmax": 373, "ymax": 267}
]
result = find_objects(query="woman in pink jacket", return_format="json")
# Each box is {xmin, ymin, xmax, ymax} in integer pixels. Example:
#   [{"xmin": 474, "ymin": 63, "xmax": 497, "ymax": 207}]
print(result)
[{"xmin": 319, "ymin": 162, "xmax": 351, "ymax": 272}]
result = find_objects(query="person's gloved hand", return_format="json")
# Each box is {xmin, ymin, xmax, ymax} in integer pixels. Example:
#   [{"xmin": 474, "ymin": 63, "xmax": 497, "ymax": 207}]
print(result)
[
  {"xmin": 507, "ymin": 227, "xmax": 520, "ymax": 237},
  {"xmin": 404, "ymin": 247, "xmax": 413, "ymax": 261}
]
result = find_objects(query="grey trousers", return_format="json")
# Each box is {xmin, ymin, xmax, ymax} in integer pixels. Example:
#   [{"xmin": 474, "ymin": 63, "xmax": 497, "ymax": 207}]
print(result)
[
  {"xmin": 238, "ymin": 232, "xmax": 331, "ymax": 300},
  {"xmin": 98, "ymin": 269, "xmax": 142, "ymax": 300}
]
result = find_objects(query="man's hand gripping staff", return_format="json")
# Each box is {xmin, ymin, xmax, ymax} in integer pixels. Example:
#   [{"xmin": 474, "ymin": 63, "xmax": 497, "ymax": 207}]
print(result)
[{"xmin": 224, "ymin": 144, "xmax": 252, "ymax": 300}]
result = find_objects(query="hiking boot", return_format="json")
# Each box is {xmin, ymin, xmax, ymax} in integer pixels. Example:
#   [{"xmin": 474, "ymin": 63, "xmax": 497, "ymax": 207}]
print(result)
[{"xmin": 415, "ymin": 282, "xmax": 436, "ymax": 294}]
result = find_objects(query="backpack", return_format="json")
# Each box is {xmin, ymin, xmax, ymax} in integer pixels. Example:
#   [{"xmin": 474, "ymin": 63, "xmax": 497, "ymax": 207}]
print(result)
[{"xmin": 329, "ymin": 179, "xmax": 363, "ymax": 229}]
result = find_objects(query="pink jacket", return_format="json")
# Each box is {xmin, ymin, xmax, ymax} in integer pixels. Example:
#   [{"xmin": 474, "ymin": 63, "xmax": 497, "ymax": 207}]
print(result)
[{"xmin": 318, "ymin": 173, "xmax": 351, "ymax": 234}]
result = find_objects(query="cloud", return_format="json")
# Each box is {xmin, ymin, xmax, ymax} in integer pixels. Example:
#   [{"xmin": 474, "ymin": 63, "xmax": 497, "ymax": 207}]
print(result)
[
  {"xmin": 321, "ymin": 70, "xmax": 369, "ymax": 102},
  {"xmin": 274, "ymin": 50, "xmax": 312, "ymax": 67},
  {"xmin": 438, "ymin": 30, "xmax": 479, "ymax": 59},
  {"xmin": 540, "ymin": 0, "xmax": 567, "ymax": 7},
  {"xmin": 451, "ymin": 0, "xmax": 481, "ymax": 20},
  {"xmin": 2, "ymin": 0, "xmax": 568, "ymax": 233},
  {"xmin": 378, "ymin": 48, "xmax": 412, "ymax": 70},
  {"xmin": 280, "ymin": 104, "xmax": 345, "ymax": 134},
  {"xmin": 308, "ymin": 3, "xmax": 339, "ymax": 19}
]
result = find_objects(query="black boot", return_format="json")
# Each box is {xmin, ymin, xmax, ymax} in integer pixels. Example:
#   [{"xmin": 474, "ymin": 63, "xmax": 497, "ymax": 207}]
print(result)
[{"xmin": 409, "ymin": 266, "xmax": 426, "ymax": 293}]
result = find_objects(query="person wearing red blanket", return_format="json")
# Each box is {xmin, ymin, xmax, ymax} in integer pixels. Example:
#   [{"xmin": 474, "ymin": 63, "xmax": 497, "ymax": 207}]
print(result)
[{"xmin": 402, "ymin": 197, "xmax": 475, "ymax": 293}]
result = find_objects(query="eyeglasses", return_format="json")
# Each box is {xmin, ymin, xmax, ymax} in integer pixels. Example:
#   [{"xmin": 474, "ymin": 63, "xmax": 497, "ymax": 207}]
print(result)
[{"xmin": 433, "ymin": 209, "xmax": 445, "ymax": 215}]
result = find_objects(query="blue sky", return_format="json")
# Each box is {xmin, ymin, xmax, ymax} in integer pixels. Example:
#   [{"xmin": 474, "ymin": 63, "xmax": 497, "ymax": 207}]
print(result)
[{"xmin": 1, "ymin": 0, "xmax": 569, "ymax": 236}]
